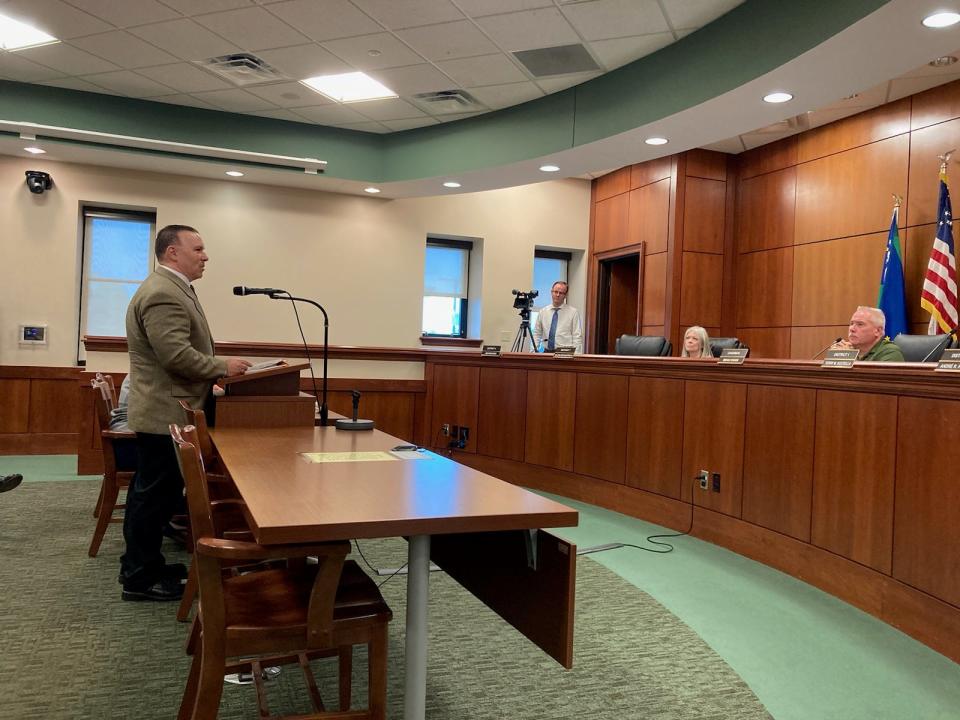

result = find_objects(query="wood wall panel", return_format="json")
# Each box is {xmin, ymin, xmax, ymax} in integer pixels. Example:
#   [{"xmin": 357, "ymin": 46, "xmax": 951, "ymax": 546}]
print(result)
[
  {"xmin": 789, "ymin": 326, "xmax": 849, "ymax": 360},
  {"xmin": 794, "ymin": 134, "xmax": 909, "ymax": 244},
  {"xmin": 625, "ymin": 377, "xmax": 683, "ymax": 498},
  {"xmin": 606, "ymin": 256, "xmax": 640, "ymax": 349},
  {"xmin": 0, "ymin": 379, "xmax": 30, "ymax": 433},
  {"xmin": 910, "ymin": 76, "xmax": 960, "ymax": 131},
  {"xmin": 640, "ymin": 325, "xmax": 665, "ymax": 336},
  {"xmin": 626, "ymin": 178, "xmax": 670, "ymax": 254},
  {"xmin": 679, "ymin": 252, "xmax": 722, "ymax": 327},
  {"xmin": 630, "ymin": 156, "xmax": 672, "ymax": 189},
  {"xmin": 791, "ymin": 232, "xmax": 888, "ymax": 326},
  {"xmin": 524, "ymin": 370, "xmax": 577, "ymax": 472},
  {"xmin": 680, "ymin": 381, "xmax": 746, "ymax": 516},
  {"xmin": 594, "ymin": 167, "xmax": 630, "ymax": 201},
  {"xmin": 735, "ymin": 327, "xmax": 790, "ymax": 358},
  {"xmin": 593, "ymin": 192, "xmax": 629, "ymax": 254},
  {"xmin": 742, "ymin": 385, "xmax": 815, "ymax": 541},
  {"xmin": 902, "ymin": 225, "xmax": 937, "ymax": 324},
  {"xmin": 28, "ymin": 379, "xmax": 79, "ymax": 433},
  {"xmin": 797, "ymin": 99, "xmax": 911, "ymax": 163},
  {"xmin": 685, "ymin": 149, "xmax": 727, "ymax": 181},
  {"xmin": 430, "ymin": 365, "xmax": 479, "ymax": 453},
  {"xmin": 641, "ymin": 251, "xmax": 667, "ymax": 326},
  {"xmin": 738, "ymin": 136, "xmax": 798, "ymax": 180},
  {"xmin": 737, "ymin": 168, "xmax": 796, "ymax": 253},
  {"xmin": 477, "ymin": 368, "xmax": 527, "ymax": 462},
  {"xmin": 683, "ymin": 177, "xmax": 726, "ymax": 253},
  {"xmin": 573, "ymin": 374, "xmax": 628, "ymax": 483},
  {"xmin": 735, "ymin": 247, "xmax": 793, "ymax": 327},
  {"xmin": 327, "ymin": 391, "xmax": 415, "ymax": 443},
  {"xmin": 812, "ymin": 390, "xmax": 896, "ymax": 573},
  {"xmin": 893, "ymin": 397, "xmax": 960, "ymax": 607},
  {"xmin": 906, "ymin": 118, "xmax": 960, "ymax": 227}
]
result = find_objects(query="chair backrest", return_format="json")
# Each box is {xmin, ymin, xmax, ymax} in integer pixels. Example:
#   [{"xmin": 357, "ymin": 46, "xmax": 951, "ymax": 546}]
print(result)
[
  {"xmin": 892, "ymin": 333, "xmax": 952, "ymax": 362},
  {"xmin": 709, "ymin": 337, "xmax": 747, "ymax": 358},
  {"xmin": 178, "ymin": 400, "xmax": 216, "ymax": 466},
  {"xmin": 171, "ymin": 424, "xmax": 217, "ymax": 545},
  {"xmin": 615, "ymin": 335, "xmax": 672, "ymax": 356}
]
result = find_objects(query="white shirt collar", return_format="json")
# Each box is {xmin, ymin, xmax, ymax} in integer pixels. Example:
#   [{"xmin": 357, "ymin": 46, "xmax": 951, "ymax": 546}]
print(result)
[{"xmin": 158, "ymin": 263, "xmax": 191, "ymax": 287}]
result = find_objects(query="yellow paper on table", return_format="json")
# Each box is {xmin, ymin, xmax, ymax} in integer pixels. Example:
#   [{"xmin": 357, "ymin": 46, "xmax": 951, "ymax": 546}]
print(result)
[{"xmin": 300, "ymin": 451, "xmax": 397, "ymax": 464}]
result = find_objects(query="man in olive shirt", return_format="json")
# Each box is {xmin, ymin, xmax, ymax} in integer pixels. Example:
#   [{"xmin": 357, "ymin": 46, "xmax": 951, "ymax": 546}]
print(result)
[{"xmin": 833, "ymin": 306, "xmax": 905, "ymax": 361}]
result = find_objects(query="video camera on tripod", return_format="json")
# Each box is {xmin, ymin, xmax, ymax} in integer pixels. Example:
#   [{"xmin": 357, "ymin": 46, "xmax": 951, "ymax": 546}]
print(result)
[
  {"xmin": 510, "ymin": 289, "xmax": 539, "ymax": 352},
  {"xmin": 512, "ymin": 289, "xmax": 539, "ymax": 317}
]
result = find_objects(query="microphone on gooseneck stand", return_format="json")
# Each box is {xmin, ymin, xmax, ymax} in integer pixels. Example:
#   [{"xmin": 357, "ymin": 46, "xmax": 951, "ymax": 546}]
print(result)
[
  {"xmin": 920, "ymin": 324, "xmax": 960, "ymax": 362},
  {"xmin": 811, "ymin": 337, "xmax": 844, "ymax": 360},
  {"xmin": 233, "ymin": 284, "xmax": 329, "ymax": 425}
]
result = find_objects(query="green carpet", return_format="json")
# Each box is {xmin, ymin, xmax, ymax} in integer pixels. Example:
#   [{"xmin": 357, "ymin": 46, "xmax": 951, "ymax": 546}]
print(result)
[{"xmin": 0, "ymin": 479, "xmax": 770, "ymax": 719}]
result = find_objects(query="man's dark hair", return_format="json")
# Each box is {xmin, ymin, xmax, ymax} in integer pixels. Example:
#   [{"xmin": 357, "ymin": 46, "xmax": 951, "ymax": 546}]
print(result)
[{"xmin": 155, "ymin": 225, "xmax": 198, "ymax": 260}]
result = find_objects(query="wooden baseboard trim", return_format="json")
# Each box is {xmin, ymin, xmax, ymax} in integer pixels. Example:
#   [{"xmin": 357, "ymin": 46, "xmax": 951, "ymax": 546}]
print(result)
[{"xmin": 0, "ymin": 433, "xmax": 78, "ymax": 455}]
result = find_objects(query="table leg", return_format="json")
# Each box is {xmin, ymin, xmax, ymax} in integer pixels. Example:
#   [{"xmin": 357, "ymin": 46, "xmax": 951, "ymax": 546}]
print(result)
[{"xmin": 404, "ymin": 534, "xmax": 431, "ymax": 720}]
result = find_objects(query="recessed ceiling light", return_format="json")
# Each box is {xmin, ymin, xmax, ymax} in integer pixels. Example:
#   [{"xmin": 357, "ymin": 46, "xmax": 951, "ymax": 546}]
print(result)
[
  {"xmin": 0, "ymin": 12, "xmax": 58, "ymax": 50},
  {"xmin": 923, "ymin": 11, "xmax": 960, "ymax": 28},
  {"xmin": 930, "ymin": 55, "xmax": 959, "ymax": 67},
  {"xmin": 364, "ymin": 187, "xmax": 381, "ymax": 194},
  {"xmin": 300, "ymin": 72, "xmax": 397, "ymax": 103},
  {"xmin": 539, "ymin": 164, "xmax": 560, "ymax": 172},
  {"xmin": 763, "ymin": 91, "xmax": 794, "ymax": 104},
  {"xmin": 225, "ymin": 170, "xmax": 244, "ymax": 177},
  {"xmin": 23, "ymin": 147, "xmax": 46, "ymax": 154},
  {"xmin": 443, "ymin": 181, "xmax": 461, "ymax": 188},
  {"xmin": 644, "ymin": 137, "xmax": 668, "ymax": 146}
]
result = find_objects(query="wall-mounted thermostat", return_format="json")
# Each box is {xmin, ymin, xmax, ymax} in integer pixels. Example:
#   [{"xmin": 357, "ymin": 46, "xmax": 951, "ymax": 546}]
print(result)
[{"xmin": 19, "ymin": 324, "xmax": 47, "ymax": 345}]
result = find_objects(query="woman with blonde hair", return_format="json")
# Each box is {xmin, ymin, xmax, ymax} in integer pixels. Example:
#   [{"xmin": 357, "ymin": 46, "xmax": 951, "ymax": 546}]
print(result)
[{"xmin": 681, "ymin": 326, "xmax": 712, "ymax": 358}]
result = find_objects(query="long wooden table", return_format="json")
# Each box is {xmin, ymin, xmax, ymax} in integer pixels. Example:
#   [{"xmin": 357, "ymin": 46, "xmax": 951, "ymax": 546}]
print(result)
[{"xmin": 209, "ymin": 425, "xmax": 578, "ymax": 720}]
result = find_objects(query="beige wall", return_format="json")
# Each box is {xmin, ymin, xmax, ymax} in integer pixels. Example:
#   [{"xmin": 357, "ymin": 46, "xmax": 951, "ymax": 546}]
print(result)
[{"xmin": 0, "ymin": 155, "xmax": 590, "ymax": 368}]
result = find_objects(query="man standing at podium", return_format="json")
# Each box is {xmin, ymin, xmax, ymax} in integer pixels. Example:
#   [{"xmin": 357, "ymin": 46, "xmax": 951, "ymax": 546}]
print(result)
[
  {"xmin": 534, "ymin": 281, "xmax": 583, "ymax": 354},
  {"xmin": 119, "ymin": 225, "xmax": 250, "ymax": 602}
]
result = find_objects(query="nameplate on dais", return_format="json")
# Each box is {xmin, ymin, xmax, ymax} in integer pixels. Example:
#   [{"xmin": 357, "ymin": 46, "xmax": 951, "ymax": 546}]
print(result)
[
  {"xmin": 553, "ymin": 346, "xmax": 576, "ymax": 358},
  {"xmin": 935, "ymin": 348, "xmax": 960, "ymax": 372},
  {"xmin": 718, "ymin": 348, "xmax": 749, "ymax": 365},
  {"xmin": 481, "ymin": 345, "xmax": 502, "ymax": 357},
  {"xmin": 822, "ymin": 349, "xmax": 858, "ymax": 368}
]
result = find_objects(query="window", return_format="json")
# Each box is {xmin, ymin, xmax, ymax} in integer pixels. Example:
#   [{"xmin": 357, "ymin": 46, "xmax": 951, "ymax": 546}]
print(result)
[
  {"xmin": 422, "ymin": 238, "xmax": 471, "ymax": 337},
  {"xmin": 531, "ymin": 249, "xmax": 571, "ymax": 327},
  {"xmin": 78, "ymin": 208, "xmax": 155, "ymax": 360}
]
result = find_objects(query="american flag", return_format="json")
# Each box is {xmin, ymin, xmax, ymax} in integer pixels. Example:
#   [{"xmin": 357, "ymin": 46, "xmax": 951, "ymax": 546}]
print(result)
[{"xmin": 920, "ymin": 170, "xmax": 959, "ymax": 333}]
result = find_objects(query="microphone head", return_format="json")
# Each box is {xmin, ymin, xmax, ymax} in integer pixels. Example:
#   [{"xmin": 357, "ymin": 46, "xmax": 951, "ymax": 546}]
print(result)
[{"xmin": 232, "ymin": 286, "xmax": 246, "ymax": 296}]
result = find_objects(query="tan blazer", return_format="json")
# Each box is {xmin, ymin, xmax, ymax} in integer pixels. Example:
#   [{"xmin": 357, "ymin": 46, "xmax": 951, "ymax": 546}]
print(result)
[{"xmin": 125, "ymin": 268, "xmax": 227, "ymax": 435}]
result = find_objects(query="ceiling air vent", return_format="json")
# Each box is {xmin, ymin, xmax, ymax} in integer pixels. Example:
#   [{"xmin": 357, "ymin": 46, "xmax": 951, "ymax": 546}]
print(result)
[
  {"xmin": 196, "ymin": 53, "xmax": 287, "ymax": 86},
  {"xmin": 412, "ymin": 90, "xmax": 482, "ymax": 114},
  {"xmin": 513, "ymin": 44, "xmax": 599, "ymax": 78}
]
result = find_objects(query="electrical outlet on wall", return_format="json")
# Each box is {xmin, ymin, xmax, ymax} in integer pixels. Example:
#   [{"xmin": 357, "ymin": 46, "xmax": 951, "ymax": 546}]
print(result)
[
  {"xmin": 698, "ymin": 470, "xmax": 709, "ymax": 490},
  {"xmin": 712, "ymin": 473, "xmax": 721, "ymax": 492},
  {"xmin": 441, "ymin": 424, "xmax": 451, "ymax": 436}
]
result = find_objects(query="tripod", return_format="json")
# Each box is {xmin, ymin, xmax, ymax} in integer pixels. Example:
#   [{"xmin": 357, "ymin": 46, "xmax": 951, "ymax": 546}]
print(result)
[{"xmin": 511, "ymin": 309, "xmax": 538, "ymax": 352}]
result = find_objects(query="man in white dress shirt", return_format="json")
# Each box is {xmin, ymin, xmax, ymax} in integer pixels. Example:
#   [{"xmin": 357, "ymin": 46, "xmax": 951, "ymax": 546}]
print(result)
[{"xmin": 533, "ymin": 281, "xmax": 583, "ymax": 353}]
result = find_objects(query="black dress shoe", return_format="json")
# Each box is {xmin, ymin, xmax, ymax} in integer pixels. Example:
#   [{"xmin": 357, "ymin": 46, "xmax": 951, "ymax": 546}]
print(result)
[
  {"xmin": 121, "ymin": 576, "xmax": 185, "ymax": 602},
  {"xmin": 0, "ymin": 474, "xmax": 23, "ymax": 493},
  {"xmin": 161, "ymin": 563, "xmax": 189, "ymax": 581}
]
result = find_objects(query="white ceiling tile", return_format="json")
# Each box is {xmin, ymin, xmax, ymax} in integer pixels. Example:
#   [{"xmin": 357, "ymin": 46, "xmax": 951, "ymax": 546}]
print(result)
[
  {"xmin": 476, "ymin": 7, "xmax": 579, "ymax": 52},
  {"xmin": 148, "ymin": 93, "xmax": 222, "ymax": 110},
  {"xmin": 536, "ymin": 71, "xmax": 602, "ymax": 93},
  {"xmin": 562, "ymin": 0, "xmax": 668, "ymax": 41},
  {"xmin": 818, "ymin": 83, "xmax": 889, "ymax": 112},
  {"xmin": 71, "ymin": 31, "xmax": 180, "ymax": 68},
  {"xmin": 256, "ymin": 44, "xmax": 351, "ymax": 79},
  {"xmin": 135, "ymin": 63, "xmax": 234, "ymax": 93},
  {"xmin": 381, "ymin": 116, "xmax": 440, "ymax": 131},
  {"xmin": 588, "ymin": 33, "xmax": 673, "ymax": 70},
  {"xmin": 350, "ymin": 97, "xmax": 426, "ymax": 121},
  {"xmin": 889, "ymin": 75, "xmax": 960, "ymax": 103},
  {"xmin": 465, "ymin": 81, "xmax": 543, "ymax": 109},
  {"xmin": 661, "ymin": 0, "xmax": 744, "ymax": 31},
  {"xmin": 455, "ymin": 0, "xmax": 553, "ymax": 17},
  {"xmin": 804, "ymin": 106, "xmax": 865, "ymax": 131},
  {"xmin": 65, "ymin": 0, "xmax": 180, "ymax": 27},
  {"xmin": 740, "ymin": 128, "xmax": 799, "ymax": 151},
  {"xmin": 900, "ymin": 54, "xmax": 960, "ymax": 79},
  {"xmin": 80, "ymin": 69, "xmax": 176, "ymax": 97},
  {"xmin": 129, "ymin": 19, "xmax": 242, "ymax": 61},
  {"xmin": 292, "ymin": 103, "xmax": 369, "ymax": 124},
  {"xmin": 350, "ymin": 0, "xmax": 463, "ymax": 30},
  {"xmin": 321, "ymin": 32, "xmax": 426, "ymax": 70},
  {"xmin": 245, "ymin": 80, "xmax": 328, "ymax": 107},
  {"xmin": 436, "ymin": 54, "xmax": 527, "ymax": 87},
  {"xmin": 16, "ymin": 41, "xmax": 119, "ymax": 75},
  {"xmin": 241, "ymin": 107, "xmax": 310, "ymax": 121},
  {"xmin": 0, "ymin": 52, "xmax": 65, "ymax": 82},
  {"xmin": 266, "ymin": 0, "xmax": 382, "ymax": 42},
  {"xmin": 371, "ymin": 63, "xmax": 457, "ymax": 95},
  {"xmin": 700, "ymin": 137, "xmax": 746, "ymax": 154},
  {"xmin": 38, "ymin": 76, "xmax": 116, "ymax": 93},
  {"xmin": 190, "ymin": 87, "xmax": 279, "ymax": 111},
  {"xmin": 0, "ymin": 0, "xmax": 112, "ymax": 39},
  {"xmin": 161, "ymin": 0, "xmax": 254, "ymax": 13},
  {"xmin": 435, "ymin": 111, "xmax": 486, "ymax": 121},
  {"xmin": 194, "ymin": 7, "xmax": 310, "ymax": 51},
  {"xmin": 396, "ymin": 20, "xmax": 499, "ymax": 62},
  {"xmin": 335, "ymin": 120, "xmax": 391, "ymax": 133}
]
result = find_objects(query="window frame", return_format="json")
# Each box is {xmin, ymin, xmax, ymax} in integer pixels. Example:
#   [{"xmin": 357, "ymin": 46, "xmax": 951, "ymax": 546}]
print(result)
[{"xmin": 422, "ymin": 237, "xmax": 472, "ymax": 339}]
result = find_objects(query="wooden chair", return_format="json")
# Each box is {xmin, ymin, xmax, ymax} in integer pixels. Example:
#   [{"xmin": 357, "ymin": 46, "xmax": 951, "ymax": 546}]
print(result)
[
  {"xmin": 88, "ymin": 373, "xmax": 135, "ymax": 557},
  {"xmin": 171, "ymin": 424, "xmax": 391, "ymax": 720}
]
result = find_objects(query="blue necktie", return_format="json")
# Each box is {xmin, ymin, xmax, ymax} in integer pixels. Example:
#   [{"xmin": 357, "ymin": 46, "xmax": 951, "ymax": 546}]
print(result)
[{"xmin": 547, "ymin": 308, "xmax": 559, "ymax": 350}]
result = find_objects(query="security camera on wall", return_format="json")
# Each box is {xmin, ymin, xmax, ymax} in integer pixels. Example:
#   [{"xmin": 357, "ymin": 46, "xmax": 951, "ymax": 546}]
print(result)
[{"xmin": 25, "ymin": 170, "xmax": 52, "ymax": 194}]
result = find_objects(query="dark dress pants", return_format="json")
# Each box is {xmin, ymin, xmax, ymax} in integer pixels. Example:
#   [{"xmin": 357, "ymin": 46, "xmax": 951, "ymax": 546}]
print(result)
[{"xmin": 119, "ymin": 432, "xmax": 183, "ymax": 589}]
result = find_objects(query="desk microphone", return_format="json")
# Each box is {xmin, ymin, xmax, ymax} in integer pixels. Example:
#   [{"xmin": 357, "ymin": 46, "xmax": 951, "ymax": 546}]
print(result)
[
  {"xmin": 812, "ymin": 338, "xmax": 843, "ymax": 360},
  {"xmin": 920, "ymin": 325, "xmax": 960, "ymax": 362},
  {"xmin": 233, "ymin": 286, "xmax": 285, "ymax": 297}
]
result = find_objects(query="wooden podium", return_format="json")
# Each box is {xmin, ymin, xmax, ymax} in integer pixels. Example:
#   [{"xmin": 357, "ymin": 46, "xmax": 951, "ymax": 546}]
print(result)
[{"xmin": 216, "ymin": 362, "xmax": 316, "ymax": 429}]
